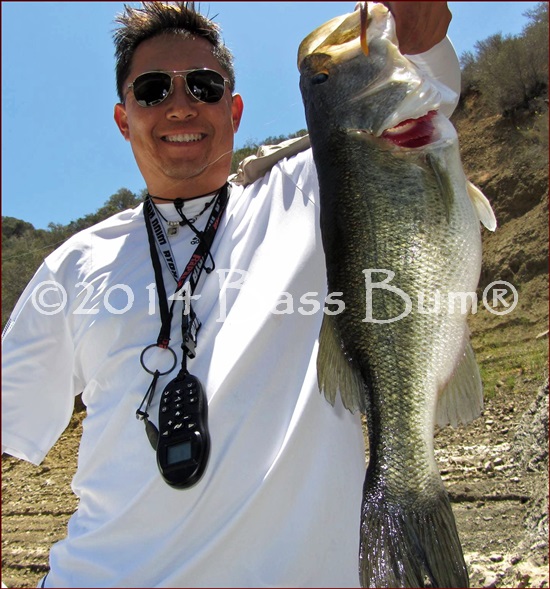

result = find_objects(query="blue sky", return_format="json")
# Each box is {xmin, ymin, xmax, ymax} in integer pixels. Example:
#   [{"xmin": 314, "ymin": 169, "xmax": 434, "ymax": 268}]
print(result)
[{"xmin": 2, "ymin": 1, "xmax": 541, "ymax": 229}]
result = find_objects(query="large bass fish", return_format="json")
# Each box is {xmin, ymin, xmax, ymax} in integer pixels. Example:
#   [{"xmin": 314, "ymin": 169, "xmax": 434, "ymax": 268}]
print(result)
[{"xmin": 298, "ymin": 4, "xmax": 496, "ymax": 588}]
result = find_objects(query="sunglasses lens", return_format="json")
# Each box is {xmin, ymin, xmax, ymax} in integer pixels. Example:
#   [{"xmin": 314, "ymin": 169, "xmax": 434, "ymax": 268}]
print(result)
[
  {"xmin": 130, "ymin": 70, "xmax": 227, "ymax": 107},
  {"xmin": 186, "ymin": 70, "xmax": 226, "ymax": 103},
  {"xmin": 133, "ymin": 72, "xmax": 172, "ymax": 107}
]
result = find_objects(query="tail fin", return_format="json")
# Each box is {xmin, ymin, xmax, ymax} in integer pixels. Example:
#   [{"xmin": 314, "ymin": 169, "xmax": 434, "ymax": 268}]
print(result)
[{"xmin": 359, "ymin": 480, "xmax": 469, "ymax": 588}]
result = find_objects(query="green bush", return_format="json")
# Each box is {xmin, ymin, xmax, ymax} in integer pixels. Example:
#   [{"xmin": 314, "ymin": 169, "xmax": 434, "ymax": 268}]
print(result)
[{"xmin": 460, "ymin": 2, "xmax": 548, "ymax": 116}]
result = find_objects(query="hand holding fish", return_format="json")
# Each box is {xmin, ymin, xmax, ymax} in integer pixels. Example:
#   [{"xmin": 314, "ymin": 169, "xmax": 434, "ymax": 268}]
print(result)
[{"xmin": 376, "ymin": 1, "xmax": 452, "ymax": 54}]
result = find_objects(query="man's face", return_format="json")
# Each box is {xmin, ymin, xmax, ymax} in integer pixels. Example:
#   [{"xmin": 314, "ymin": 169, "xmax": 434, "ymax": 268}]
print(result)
[{"xmin": 114, "ymin": 34, "xmax": 243, "ymax": 199}]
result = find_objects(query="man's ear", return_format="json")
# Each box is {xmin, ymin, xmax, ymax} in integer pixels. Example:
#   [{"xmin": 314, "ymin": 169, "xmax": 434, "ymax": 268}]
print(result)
[
  {"xmin": 114, "ymin": 103, "xmax": 130, "ymax": 140},
  {"xmin": 231, "ymin": 94, "xmax": 244, "ymax": 133}
]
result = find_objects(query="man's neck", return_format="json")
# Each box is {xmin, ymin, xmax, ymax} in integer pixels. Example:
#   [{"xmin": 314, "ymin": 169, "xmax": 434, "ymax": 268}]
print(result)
[{"xmin": 148, "ymin": 184, "xmax": 226, "ymax": 204}]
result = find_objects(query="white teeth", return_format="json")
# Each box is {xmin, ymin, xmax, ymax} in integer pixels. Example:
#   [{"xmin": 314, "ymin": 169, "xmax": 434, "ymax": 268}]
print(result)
[
  {"xmin": 384, "ymin": 121, "xmax": 416, "ymax": 135},
  {"xmin": 164, "ymin": 134, "xmax": 203, "ymax": 143}
]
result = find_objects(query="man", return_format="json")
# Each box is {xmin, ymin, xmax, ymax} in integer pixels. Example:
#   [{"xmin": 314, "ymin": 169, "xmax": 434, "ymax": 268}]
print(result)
[{"xmin": 2, "ymin": 2, "xmax": 459, "ymax": 586}]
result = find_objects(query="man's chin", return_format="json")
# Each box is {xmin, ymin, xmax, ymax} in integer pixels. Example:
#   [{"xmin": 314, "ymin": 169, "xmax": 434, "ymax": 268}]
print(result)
[{"xmin": 161, "ymin": 163, "xmax": 230, "ymax": 196}]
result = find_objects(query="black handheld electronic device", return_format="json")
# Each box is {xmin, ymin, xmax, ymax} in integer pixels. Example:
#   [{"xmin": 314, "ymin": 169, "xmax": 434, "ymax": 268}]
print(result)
[{"xmin": 156, "ymin": 372, "xmax": 210, "ymax": 489}]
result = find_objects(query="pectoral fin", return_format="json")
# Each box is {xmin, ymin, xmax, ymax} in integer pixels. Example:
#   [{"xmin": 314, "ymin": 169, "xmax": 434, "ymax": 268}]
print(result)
[{"xmin": 467, "ymin": 181, "xmax": 497, "ymax": 231}]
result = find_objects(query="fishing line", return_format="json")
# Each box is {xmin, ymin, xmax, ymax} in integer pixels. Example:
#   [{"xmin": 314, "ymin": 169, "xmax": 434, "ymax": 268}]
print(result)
[
  {"xmin": 159, "ymin": 147, "xmax": 235, "ymax": 196},
  {"xmin": 2, "ymin": 239, "xmax": 73, "ymax": 261},
  {"xmin": 279, "ymin": 166, "xmax": 319, "ymax": 212}
]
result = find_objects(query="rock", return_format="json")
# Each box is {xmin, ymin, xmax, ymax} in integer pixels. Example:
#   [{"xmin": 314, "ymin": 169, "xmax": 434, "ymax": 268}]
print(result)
[
  {"xmin": 483, "ymin": 575, "xmax": 499, "ymax": 588},
  {"xmin": 511, "ymin": 554, "xmax": 522, "ymax": 565}
]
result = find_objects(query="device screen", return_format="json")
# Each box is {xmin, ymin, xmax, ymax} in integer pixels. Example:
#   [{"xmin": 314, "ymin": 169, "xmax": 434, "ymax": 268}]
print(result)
[{"xmin": 167, "ymin": 440, "xmax": 192, "ymax": 465}]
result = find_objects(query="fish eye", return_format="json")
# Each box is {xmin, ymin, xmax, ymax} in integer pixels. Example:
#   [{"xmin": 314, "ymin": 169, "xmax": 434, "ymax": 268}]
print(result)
[{"xmin": 311, "ymin": 72, "xmax": 329, "ymax": 85}]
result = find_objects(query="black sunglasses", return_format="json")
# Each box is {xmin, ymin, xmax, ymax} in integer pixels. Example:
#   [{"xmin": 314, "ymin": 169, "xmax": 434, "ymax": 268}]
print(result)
[{"xmin": 126, "ymin": 68, "xmax": 230, "ymax": 107}]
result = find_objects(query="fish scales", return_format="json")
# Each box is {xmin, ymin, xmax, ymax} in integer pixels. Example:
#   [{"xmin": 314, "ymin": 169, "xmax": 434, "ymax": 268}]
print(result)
[{"xmin": 298, "ymin": 4, "xmax": 496, "ymax": 588}]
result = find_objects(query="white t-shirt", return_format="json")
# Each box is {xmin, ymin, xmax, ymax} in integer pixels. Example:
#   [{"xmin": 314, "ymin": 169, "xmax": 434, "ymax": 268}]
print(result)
[
  {"xmin": 2, "ymin": 39, "xmax": 460, "ymax": 588},
  {"xmin": 3, "ymin": 150, "xmax": 366, "ymax": 588}
]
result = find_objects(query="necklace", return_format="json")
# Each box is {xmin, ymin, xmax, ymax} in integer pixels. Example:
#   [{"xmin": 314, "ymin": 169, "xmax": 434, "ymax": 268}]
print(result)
[{"xmin": 150, "ymin": 194, "xmax": 217, "ymax": 236}]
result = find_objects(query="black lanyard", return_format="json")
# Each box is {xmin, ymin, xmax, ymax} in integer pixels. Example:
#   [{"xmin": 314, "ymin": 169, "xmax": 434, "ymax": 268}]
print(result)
[
  {"xmin": 143, "ymin": 183, "xmax": 230, "ymax": 360},
  {"xmin": 137, "ymin": 184, "xmax": 230, "ymax": 459}
]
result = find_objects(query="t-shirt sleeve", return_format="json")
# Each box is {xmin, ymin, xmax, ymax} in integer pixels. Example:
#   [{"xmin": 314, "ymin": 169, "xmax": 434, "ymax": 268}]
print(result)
[
  {"xmin": 407, "ymin": 36, "xmax": 461, "ymax": 118},
  {"xmin": 2, "ymin": 261, "xmax": 84, "ymax": 465}
]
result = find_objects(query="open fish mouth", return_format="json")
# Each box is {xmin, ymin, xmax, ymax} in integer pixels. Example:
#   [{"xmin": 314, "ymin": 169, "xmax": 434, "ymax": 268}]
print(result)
[
  {"xmin": 351, "ymin": 111, "xmax": 443, "ymax": 149},
  {"xmin": 380, "ymin": 110, "xmax": 438, "ymax": 148}
]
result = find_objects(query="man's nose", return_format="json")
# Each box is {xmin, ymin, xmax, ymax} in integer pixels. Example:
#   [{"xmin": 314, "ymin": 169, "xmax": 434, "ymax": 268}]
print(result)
[{"xmin": 165, "ymin": 77, "xmax": 199, "ymax": 119}]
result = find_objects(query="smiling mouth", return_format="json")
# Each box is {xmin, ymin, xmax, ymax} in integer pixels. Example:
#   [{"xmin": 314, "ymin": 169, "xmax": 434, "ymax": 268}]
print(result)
[{"xmin": 162, "ymin": 133, "xmax": 206, "ymax": 144}]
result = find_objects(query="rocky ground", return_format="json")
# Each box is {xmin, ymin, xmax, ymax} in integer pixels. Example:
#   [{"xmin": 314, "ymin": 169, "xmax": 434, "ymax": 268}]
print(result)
[
  {"xmin": 436, "ymin": 381, "xmax": 549, "ymax": 589},
  {"xmin": 2, "ymin": 379, "xmax": 548, "ymax": 588}
]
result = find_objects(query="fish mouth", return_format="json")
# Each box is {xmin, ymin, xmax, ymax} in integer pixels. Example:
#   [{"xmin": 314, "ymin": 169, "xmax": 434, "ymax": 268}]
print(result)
[{"xmin": 380, "ymin": 111, "xmax": 438, "ymax": 148}]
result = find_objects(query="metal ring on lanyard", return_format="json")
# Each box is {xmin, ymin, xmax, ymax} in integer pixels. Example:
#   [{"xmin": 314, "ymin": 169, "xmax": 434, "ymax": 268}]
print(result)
[{"xmin": 139, "ymin": 343, "xmax": 178, "ymax": 376}]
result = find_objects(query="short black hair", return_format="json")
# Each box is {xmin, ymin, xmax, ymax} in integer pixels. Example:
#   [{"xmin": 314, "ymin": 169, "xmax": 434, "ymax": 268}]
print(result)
[{"xmin": 113, "ymin": 2, "xmax": 235, "ymax": 102}]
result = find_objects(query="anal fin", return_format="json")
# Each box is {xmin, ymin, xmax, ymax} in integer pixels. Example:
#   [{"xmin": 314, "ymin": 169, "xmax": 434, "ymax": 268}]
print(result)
[{"xmin": 436, "ymin": 341, "xmax": 484, "ymax": 428}]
